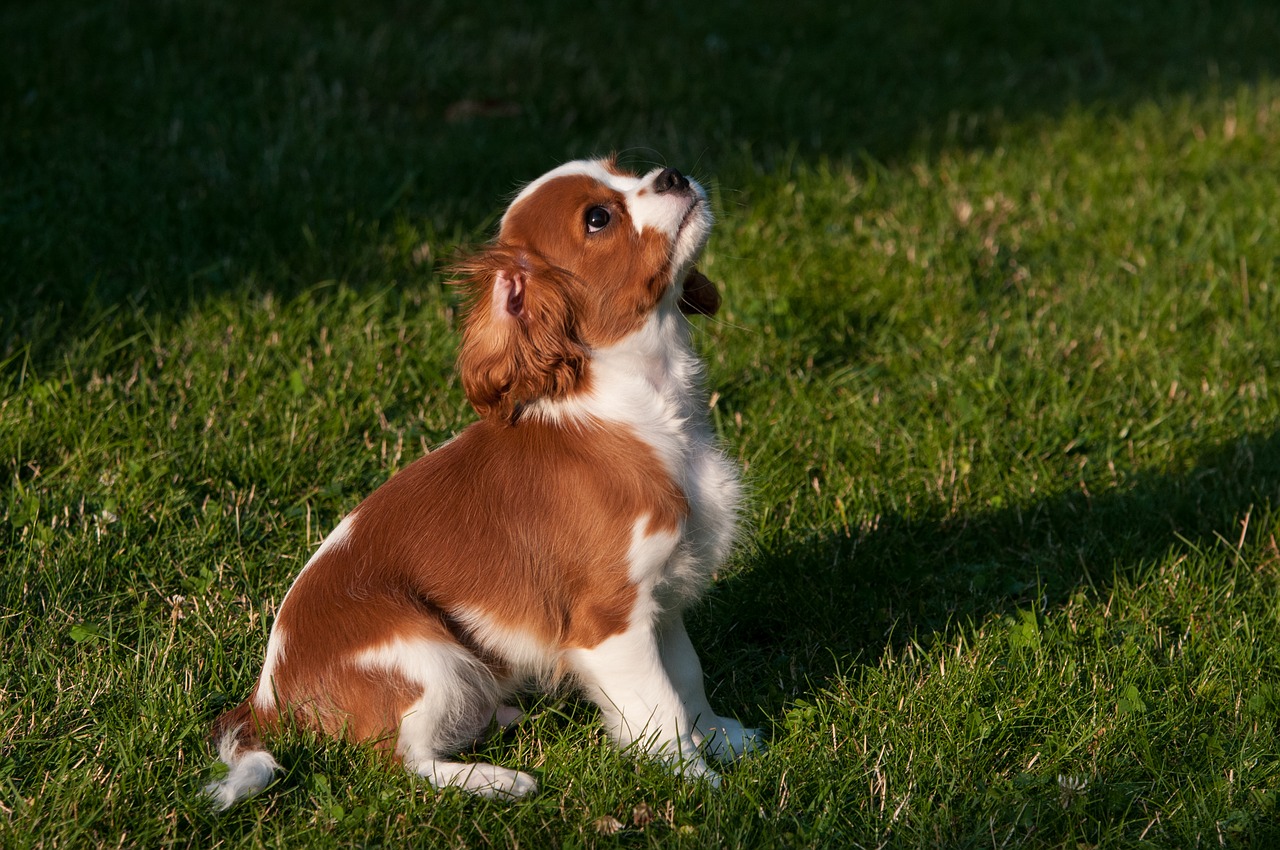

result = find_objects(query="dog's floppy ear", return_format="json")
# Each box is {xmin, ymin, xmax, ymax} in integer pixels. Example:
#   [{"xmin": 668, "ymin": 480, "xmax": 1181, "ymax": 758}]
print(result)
[
  {"xmin": 678, "ymin": 267, "xmax": 721, "ymax": 317},
  {"xmin": 452, "ymin": 246, "xmax": 588, "ymax": 423}
]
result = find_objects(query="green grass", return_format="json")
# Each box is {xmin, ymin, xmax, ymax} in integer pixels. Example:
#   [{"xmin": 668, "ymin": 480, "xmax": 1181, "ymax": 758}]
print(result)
[{"xmin": 4, "ymin": 1, "xmax": 1280, "ymax": 847}]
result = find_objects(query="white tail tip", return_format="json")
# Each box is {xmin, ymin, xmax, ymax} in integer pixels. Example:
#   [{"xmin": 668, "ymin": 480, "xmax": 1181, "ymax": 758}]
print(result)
[{"xmin": 202, "ymin": 727, "xmax": 281, "ymax": 811}]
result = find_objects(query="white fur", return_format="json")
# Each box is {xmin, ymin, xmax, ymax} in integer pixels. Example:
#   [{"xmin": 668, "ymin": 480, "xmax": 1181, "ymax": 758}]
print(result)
[
  {"xmin": 412, "ymin": 760, "xmax": 538, "ymax": 799},
  {"xmin": 252, "ymin": 628, "xmax": 287, "ymax": 711},
  {"xmin": 627, "ymin": 168, "xmax": 714, "ymax": 273},
  {"xmin": 625, "ymin": 517, "xmax": 682, "ymax": 599},
  {"xmin": 627, "ymin": 171, "xmax": 700, "ymax": 234},
  {"xmin": 565, "ymin": 626, "xmax": 712, "ymax": 777},
  {"xmin": 504, "ymin": 160, "xmax": 641, "ymax": 219},
  {"xmin": 355, "ymin": 637, "xmax": 529, "ymax": 788},
  {"xmin": 442, "ymin": 605, "xmax": 556, "ymax": 681},
  {"xmin": 657, "ymin": 615, "xmax": 762, "ymax": 761},
  {"xmin": 355, "ymin": 637, "xmax": 537, "ymax": 797},
  {"xmin": 202, "ymin": 727, "xmax": 282, "ymax": 812}
]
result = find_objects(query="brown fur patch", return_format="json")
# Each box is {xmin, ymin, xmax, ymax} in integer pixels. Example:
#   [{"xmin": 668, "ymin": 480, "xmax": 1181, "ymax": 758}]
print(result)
[
  {"xmin": 454, "ymin": 248, "xmax": 590, "ymax": 423},
  {"xmin": 453, "ymin": 174, "xmax": 681, "ymax": 422},
  {"xmin": 601, "ymin": 155, "xmax": 638, "ymax": 178},
  {"xmin": 240, "ymin": 418, "xmax": 687, "ymax": 748},
  {"xmin": 498, "ymin": 175, "xmax": 675, "ymax": 340}
]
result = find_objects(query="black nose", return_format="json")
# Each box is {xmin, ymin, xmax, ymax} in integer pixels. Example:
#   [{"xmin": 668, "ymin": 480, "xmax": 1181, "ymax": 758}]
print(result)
[{"xmin": 652, "ymin": 167, "xmax": 690, "ymax": 194}]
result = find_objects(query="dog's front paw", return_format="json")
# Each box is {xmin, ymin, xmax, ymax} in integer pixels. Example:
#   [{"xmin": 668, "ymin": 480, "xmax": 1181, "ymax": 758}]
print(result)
[
  {"xmin": 701, "ymin": 718, "xmax": 766, "ymax": 763},
  {"xmin": 652, "ymin": 738, "xmax": 722, "ymax": 787},
  {"xmin": 671, "ymin": 754, "xmax": 722, "ymax": 788}
]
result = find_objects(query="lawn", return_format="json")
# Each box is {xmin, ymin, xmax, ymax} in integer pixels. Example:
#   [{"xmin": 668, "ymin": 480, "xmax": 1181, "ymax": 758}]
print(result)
[{"xmin": 3, "ymin": 1, "xmax": 1280, "ymax": 847}]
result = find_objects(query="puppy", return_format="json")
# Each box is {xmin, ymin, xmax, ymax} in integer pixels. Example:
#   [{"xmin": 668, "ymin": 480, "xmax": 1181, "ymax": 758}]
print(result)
[{"xmin": 204, "ymin": 158, "xmax": 760, "ymax": 808}]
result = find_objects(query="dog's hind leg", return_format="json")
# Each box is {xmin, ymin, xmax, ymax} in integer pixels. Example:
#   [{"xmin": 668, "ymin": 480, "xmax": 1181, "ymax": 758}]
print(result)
[
  {"xmin": 409, "ymin": 758, "xmax": 538, "ymax": 799},
  {"xmin": 376, "ymin": 639, "xmax": 537, "ymax": 798}
]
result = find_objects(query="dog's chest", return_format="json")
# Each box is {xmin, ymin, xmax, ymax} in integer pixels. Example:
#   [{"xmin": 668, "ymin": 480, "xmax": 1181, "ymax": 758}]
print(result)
[
  {"xmin": 633, "ymin": 418, "xmax": 742, "ymax": 609},
  {"xmin": 554, "ymin": 315, "xmax": 742, "ymax": 602}
]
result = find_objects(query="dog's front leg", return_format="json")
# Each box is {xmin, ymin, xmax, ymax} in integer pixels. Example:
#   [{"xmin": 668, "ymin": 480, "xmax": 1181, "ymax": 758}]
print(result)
[
  {"xmin": 567, "ymin": 627, "xmax": 719, "ymax": 785},
  {"xmin": 657, "ymin": 614, "xmax": 764, "ymax": 763}
]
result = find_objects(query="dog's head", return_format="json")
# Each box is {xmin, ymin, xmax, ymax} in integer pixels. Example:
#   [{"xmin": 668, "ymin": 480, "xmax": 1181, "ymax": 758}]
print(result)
[{"xmin": 454, "ymin": 158, "xmax": 720, "ymax": 422}]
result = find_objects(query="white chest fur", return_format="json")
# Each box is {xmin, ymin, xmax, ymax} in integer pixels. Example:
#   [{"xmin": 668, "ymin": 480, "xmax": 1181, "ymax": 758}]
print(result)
[{"xmin": 529, "ymin": 308, "xmax": 742, "ymax": 608}]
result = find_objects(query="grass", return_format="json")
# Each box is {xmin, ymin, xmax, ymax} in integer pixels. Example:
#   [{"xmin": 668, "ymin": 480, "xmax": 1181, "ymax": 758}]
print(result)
[{"xmin": 3, "ymin": 0, "xmax": 1280, "ymax": 846}]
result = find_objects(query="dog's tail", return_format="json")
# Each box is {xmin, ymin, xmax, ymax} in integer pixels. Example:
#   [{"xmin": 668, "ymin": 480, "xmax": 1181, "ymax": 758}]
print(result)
[{"xmin": 202, "ymin": 701, "xmax": 281, "ymax": 810}]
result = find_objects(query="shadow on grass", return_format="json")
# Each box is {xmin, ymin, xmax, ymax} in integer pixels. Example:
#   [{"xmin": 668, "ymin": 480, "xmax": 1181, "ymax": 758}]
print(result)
[
  {"xmin": 3, "ymin": 0, "xmax": 1279, "ymax": 362},
  {"xmin": 700, "ymin": 427, "xmax": 1280, "ymax": 714}
]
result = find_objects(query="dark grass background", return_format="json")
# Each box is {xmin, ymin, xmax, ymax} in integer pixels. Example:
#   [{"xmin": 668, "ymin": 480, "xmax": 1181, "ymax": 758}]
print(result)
[{"xmin": 6, "ymin": 0, "xmax": 1277, "ymax": 337}]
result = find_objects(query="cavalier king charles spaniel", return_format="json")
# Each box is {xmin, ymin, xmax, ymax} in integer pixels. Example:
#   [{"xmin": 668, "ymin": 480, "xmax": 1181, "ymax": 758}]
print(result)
[{"xmin": 205, "ymin": 158, "xmax": 760, "ymax": 807}]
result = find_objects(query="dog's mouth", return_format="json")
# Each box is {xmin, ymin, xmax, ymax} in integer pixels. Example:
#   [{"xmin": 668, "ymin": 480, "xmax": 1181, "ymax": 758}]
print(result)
[
  {"xmin": 667, "ymin": 179, "xmax": 715, "ymax": 315},
  {"xmin": 677, "ymin": 196, "xmax": 702, "ymax": 230},
  {"xmin": 679, "ymin": 188, "xmax": 714, "ymax": 234},
  {"xmin": 670, "ymin": 194, "xmax": 711, "ymax": 260}
]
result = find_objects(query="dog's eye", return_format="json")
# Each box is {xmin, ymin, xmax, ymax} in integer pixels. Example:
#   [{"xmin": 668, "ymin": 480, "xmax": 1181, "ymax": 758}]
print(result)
[{"xmin": 585, "ymin": 206, "xmax": 611, "ymax": 233}]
